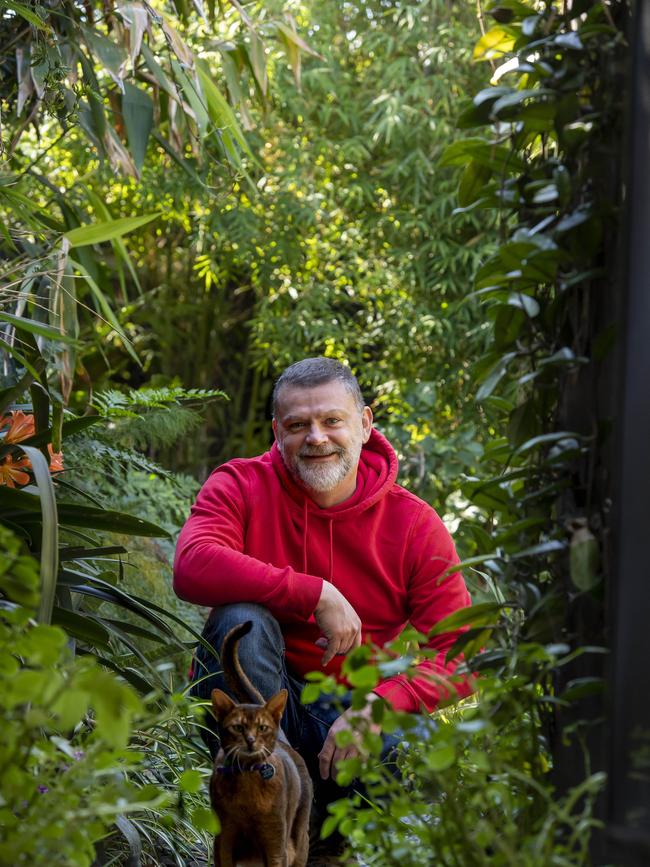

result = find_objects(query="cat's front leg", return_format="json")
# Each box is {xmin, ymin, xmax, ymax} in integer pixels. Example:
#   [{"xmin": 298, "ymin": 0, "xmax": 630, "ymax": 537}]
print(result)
[
  {"xmin": 215, "ymin": 825, "xmax": 237, "ymax": 867},
  {"xmin": 259, "ymin": 824, "xmax": 288, "ymax": 867}
]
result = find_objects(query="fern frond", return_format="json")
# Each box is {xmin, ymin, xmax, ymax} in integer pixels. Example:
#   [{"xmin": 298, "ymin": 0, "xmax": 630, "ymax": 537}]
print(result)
[
  {"xmin": 66, "ymin": 437, "xmax": 174, "ymax": 481},
  {"xmin": 118, "ymin": 407, "xmax": 202, "ymax": 450},
  {"xmin": 92, "ymin": 386, "xmax": 228, "ymax": 417}
]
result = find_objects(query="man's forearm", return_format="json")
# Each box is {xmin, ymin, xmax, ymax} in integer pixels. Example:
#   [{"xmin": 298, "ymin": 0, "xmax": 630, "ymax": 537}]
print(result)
[{"xmin": 173, "ymin": 535, "xmax": 322, "ymax": 622}]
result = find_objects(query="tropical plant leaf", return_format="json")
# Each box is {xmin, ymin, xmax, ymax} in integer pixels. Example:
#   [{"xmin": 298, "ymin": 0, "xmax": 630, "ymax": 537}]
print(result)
[
  {"xmin": 429, "ymin": 602, "xmax": 515, "ymax": 637},
  {"xmin": 3, "ymin": 0, "xmax": 49, "ymax": 30},
  {"xmin": 64, "ymin": 214, "xmax": 161, "ymax": 247},
  {"xmin": 52, "ymin": 605, "xmax": 112, "ymax": 649},
  {"xmin": 15, "ymin": 445, "xmax": 59, "ymax": 625},
  {"xmin": 122, "ymin": 82, "xmax": 154, "ymax": 173},
  {"xmin": 0, "ymin": 313, "xmax": 77, "ymax": 345}
]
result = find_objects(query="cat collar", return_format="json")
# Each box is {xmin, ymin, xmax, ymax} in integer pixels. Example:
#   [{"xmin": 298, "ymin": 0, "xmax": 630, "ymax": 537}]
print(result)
[{"xmin": 216, "ymin": 762, "xmax": 275, "ymax": 780}]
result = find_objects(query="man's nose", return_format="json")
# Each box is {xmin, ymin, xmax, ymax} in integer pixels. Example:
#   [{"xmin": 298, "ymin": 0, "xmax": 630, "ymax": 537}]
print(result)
[{"xmin": 305, "ymin": 424, "xmax": 327, "ymax": 444}]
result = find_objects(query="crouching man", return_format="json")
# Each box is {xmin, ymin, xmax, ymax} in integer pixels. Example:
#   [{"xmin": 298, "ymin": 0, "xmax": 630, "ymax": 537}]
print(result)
[{"xmin": 174, "ymin": 357, "xmax": 473, "ymax": 862}]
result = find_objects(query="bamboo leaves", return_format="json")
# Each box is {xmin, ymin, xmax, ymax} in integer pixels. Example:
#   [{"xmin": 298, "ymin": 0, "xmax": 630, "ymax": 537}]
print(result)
[{"xmin": 63, "ymin": 214, "xmax": 161, "ymax": 247}]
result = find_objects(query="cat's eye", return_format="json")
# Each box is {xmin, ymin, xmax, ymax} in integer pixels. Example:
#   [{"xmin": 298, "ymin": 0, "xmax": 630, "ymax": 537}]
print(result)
[
  {"xmin": 230, "ymin": 723, "xmax": 244, "ymax": 732},
  {"xmin": 258, "ymin": 724, "xmax": 269, "ymax": 733}
]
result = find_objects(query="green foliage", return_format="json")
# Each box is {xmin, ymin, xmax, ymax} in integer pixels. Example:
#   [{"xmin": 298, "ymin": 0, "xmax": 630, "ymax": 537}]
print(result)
[
  {"xmin": 90, "ymin": 385, "xmax": 227, "ymax": 451},
  {"xmin": 441, "ymin": 0, "xmax": 623, "ymax": 600},
  {"xmin": 306, "ymin": 631, "xmax": 605, "ymax": 866},
  {"xmin": 0, "ymin": 527, "xmax": 217, "ymax": 866},
  {"xmin": 1, "ymin": 0, "xmax": 625, "ymax": 861},
  {"xmin": 299, "ymin": 1, "xmax": 624, "ymax": 862},
  {"xmin": 0, "ymin": 532, "xmax": 150, "ymax": 865}
]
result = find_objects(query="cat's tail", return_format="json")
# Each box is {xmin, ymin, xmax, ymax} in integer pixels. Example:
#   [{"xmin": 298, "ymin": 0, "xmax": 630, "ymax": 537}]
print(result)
[{"xmin": 219, "ymin": 621, "xmax": 265, "ymax": 705}]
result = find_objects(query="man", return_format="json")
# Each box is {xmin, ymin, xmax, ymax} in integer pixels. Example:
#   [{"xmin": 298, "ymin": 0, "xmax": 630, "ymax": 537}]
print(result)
[{"xmin": 174, "ymin": 358, "xmax": 472, "ymax": 852}]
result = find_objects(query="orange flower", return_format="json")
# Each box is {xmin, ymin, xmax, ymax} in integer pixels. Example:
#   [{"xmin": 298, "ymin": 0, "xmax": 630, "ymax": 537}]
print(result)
[
  {"xmin": 48, "ymin": 445, "xmax": 64, "ymax": 474},
  {"xmin": 1, "ymin": 410, "xmax": 36, "ymax": 444},
  {"xmin": 1, "ymin": 411, "xmax": 64, "ymax": 480},
  {"xmin": 0, "ymin": 454, "xmax": 31, "ymax": 487}
]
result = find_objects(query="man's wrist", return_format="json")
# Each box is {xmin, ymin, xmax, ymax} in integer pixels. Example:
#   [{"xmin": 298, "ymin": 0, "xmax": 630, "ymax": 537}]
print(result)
[{"xmin": 347, "ymin": 693, "xmax": 380, "ymax": 719}]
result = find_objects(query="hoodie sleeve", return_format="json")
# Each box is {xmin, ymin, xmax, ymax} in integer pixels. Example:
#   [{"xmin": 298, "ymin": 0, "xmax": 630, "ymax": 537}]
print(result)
[
  {"xmin": 173, "ymin": 463, "xmax": 323, "ymax": 622},
  {"xmin": 373, "ymin": 504, "xmax": 475, "ymax": 713}
]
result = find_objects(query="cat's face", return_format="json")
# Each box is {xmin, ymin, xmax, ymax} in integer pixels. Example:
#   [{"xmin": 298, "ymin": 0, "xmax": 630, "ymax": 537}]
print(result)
[{"xmin": 211, "ymin": 689, "xmax": 287, "ymax": 763}]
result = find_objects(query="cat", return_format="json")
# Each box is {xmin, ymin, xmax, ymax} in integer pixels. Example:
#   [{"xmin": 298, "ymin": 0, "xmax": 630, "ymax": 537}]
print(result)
[{"xmin": 209, "ymin": 620, "xmax": 313, "ymax": 867}]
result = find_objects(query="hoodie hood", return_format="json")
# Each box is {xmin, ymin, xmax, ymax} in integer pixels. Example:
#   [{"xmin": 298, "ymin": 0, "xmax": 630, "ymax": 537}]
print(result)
[{"xmin": 269, "ymin": 427, "xmax": 398, "ymax": 521}]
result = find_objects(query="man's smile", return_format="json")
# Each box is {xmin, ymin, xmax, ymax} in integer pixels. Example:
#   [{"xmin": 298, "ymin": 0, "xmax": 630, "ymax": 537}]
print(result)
[{"xmin": 301, "ymin": 453, "xmax": 338, "ymax": 461}]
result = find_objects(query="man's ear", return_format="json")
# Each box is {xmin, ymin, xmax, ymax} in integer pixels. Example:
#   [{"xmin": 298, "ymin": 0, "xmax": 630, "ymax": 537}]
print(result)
[
  {"xmin": 361, "ymin": 406, "xmax": 373, "ymax": 443},
  {"xmin": 272, "ymin": 417, "xmax": 278, "ymax": 441}
]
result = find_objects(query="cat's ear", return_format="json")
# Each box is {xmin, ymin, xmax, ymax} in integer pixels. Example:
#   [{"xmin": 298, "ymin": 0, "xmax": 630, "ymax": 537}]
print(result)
[
  {"xmin": 211, "ymin": 688, "xmax": 236, "ymax": 720},
  {"xmin": 265, "ymin": 688, "xmax": 288, "ymax": 722}
]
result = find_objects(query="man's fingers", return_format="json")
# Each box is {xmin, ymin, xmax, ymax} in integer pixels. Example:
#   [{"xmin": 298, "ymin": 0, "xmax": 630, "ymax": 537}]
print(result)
[
  {"xmin": 318, "ymin": 734, "xmax": 335, "ymax": 780},
  {"xmin": 317, "ymin": 620, "xmax": 362, "ymax": 665},
  {"xmin": 321, "ymin": 639, "xmax": 339, "ymax": 666},
  {"xmin": 331, "ymin": 746, "xmax": 359, "ymax": 783}
]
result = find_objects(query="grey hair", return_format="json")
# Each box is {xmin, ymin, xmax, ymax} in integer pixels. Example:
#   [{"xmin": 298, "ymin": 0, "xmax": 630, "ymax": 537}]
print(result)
[{"xmin": 272, "ymin": 357, "xmax": 365, "ymax": 417}]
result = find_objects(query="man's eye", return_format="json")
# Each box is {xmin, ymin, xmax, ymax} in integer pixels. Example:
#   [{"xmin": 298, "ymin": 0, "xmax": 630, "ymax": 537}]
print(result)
[
  {"xmin": 289, "ymin": 423, "xmax": 305, "ymax": 431},
  {"xmin": 326, "ymin": 418, "xmax": 341, "ymax": 425}
]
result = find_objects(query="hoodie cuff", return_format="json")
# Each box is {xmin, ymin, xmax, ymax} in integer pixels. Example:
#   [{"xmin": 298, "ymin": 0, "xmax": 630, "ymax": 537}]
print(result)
[
  {"xmin": 290, "ymin": 571, "xmax": 323, "ymax": 619},
  {"xmin": 373, "ymin": 677, "xmax": 420, "ymax": 713}
]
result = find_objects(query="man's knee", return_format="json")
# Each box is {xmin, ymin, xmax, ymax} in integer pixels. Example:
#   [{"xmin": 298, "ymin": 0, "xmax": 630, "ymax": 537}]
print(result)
[
  {"xmin": 203, "ymin": 602, "xmax": 283, "ymax": 651},
  {"xmin": 195, "ymin": 603, "xmax": 285, "ymax": 701}
]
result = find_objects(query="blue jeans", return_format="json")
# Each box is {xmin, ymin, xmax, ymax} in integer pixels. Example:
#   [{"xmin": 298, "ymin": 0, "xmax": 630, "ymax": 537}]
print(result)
[{"xmin": 189, "ymin": 603, "xmax": 427, "ymax": 811}]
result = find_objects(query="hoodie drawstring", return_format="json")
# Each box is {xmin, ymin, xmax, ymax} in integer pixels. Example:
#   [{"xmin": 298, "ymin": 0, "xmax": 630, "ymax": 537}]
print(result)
[
  {"xmin": 302, "ymin": 499, "xmax": 308, "ymax": 574},
  {"xmin": 301, "ymin": 499, "xmax": 335, "ymax": 584},
  {"xmin": 328, "ymin": 519, "xmax": 334, "ymax": 583}
]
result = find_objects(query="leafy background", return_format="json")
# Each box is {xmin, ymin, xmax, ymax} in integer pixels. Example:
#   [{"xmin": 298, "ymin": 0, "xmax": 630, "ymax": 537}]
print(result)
[{"xmin": 0, "ymin": 0, "xmax": 631, "ymax": 864}]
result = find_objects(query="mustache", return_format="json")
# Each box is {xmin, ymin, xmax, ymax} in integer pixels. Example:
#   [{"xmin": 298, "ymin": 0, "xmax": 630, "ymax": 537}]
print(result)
[{"xmin": 298, "ymin": 445, "xmax": 344, "ymax": 458}]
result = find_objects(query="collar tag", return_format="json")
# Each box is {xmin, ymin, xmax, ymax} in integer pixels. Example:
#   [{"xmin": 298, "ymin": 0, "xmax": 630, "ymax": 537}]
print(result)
[{"xmin": 259, "ymin": 763, "xmax": 275, "ymax": 780}]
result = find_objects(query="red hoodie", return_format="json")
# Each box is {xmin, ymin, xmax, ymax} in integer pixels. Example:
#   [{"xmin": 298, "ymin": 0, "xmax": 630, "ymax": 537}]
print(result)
[{"xmin": 173, "ymin": 428, "xmax": 473, "ymax": 713}]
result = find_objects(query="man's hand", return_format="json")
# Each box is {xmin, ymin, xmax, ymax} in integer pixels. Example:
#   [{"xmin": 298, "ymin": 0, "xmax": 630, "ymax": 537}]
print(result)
[
  {"xmin": 318, "ymin": 697, "xmax": 381, "ymax": 782},
  {"xmin": 313, "ymin": 581, "xmax": 362, "ymax": 666}
]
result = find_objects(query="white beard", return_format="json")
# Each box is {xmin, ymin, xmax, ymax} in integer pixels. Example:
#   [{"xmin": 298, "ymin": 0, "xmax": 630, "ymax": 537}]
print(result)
[{"xmin": 279, "ymin": 437, "xmax": 363, "ymax": 493}]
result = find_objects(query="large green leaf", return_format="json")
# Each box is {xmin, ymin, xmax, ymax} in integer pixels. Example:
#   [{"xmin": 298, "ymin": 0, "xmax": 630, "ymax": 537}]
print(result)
[
  {"xmin": 472, "ymin": 26, "xmax": 516, "ymax": 61},
  {"xmin": 60, "ymin": 580, "xmax": 182, "ymax": 645},
  {"xmin": 55, "ymin": 504, "xmax": 170, "ymax": 537},
  {"xmin": 0, "ymin": 312, "xmax": 77, "ymax": 345},
  {"xmin": 0, "ymin": 487, "xmax": 169, "ymax": 537},
  {"xmin": 195, "ymin": 59, "xmax": 254, "ymax": 159},
  {"xmin": 0, "ymin": 487, "xmax": 43, "ymax": 513},
  {"xmin": 77, "ymin": 648, "xmax": 153, "ymax": 694},
  {"xmin": 82, "ymin": 187, "xmax": 143, "ymax": 296},
  {"xmin": 3, "ymin": 0, "xmax": 50, "ymax": 30},
  {"xmin": 52, "ymin": 606, "xmax": 112, "ymax": 649},
  {"xmin": 15, "ymin": 445, "xmax": 59, "ymax": 625},
  {"xmin": 439, "ymin": 137, "xmax": 525, "ymax": 172},
  {"xmin": 122, "ymin": 82, "xmax": 154, "ymax": 173},
  {"xmin": 429, "ymin": 602, "xmax": 515, "ymax": 637},
  {"xmin": 63, "ymin": 214, "xmax": 161, "ymax": 247}
]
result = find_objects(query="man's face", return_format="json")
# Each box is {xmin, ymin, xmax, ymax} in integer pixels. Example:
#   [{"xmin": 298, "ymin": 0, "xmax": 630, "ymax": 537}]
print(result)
[{"xmin": 272, "ymin": 381, "xmax": 372, "ymax": 498}]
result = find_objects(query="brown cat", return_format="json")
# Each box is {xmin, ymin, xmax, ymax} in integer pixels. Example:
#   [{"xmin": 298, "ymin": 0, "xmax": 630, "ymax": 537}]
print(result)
[{"xmin": 209, "ymin": 621, "xmax": 313, "ymax": 867}]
